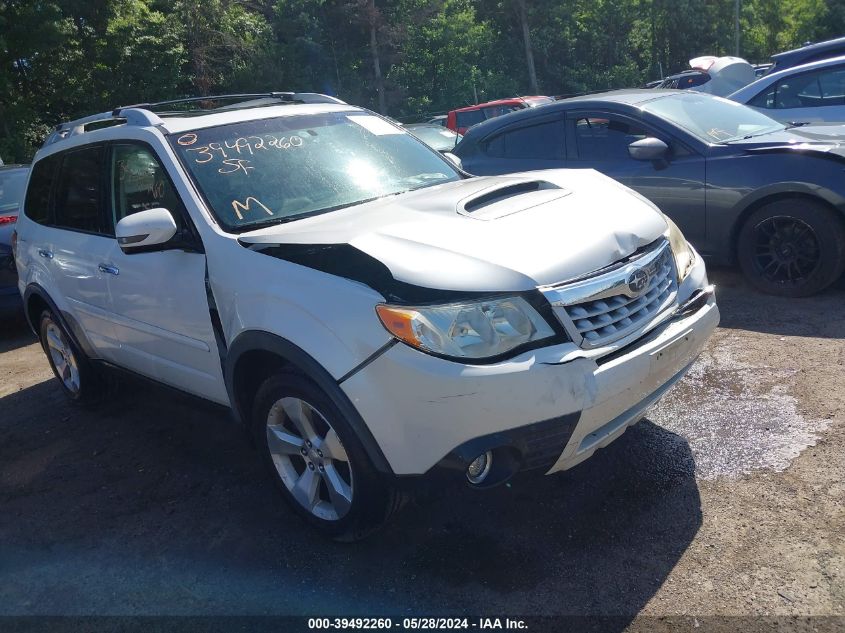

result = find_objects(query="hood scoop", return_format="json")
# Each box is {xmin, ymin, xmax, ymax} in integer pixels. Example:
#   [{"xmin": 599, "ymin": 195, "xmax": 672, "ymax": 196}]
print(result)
[{"xmin": 457, "ymin": 178, "xmax": 571, "ymax": 220}]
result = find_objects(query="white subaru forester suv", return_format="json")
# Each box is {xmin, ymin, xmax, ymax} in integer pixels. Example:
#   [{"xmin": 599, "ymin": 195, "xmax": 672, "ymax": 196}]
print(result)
[{"xmin": 15, "ymin": 93, "xmax": 718, "ymax": 540}]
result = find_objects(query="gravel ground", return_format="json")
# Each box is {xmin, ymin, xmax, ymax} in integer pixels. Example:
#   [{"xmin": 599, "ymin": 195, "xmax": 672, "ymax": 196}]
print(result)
[{"xmin": 0, "ymin": 269, "xmax": 842, "ymax": 625}]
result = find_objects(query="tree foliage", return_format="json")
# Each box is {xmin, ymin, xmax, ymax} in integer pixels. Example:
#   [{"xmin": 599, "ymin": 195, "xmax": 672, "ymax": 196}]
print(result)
[{"xmin": 1, "ymin": 0, "xmax": 842, "ymax": 161}]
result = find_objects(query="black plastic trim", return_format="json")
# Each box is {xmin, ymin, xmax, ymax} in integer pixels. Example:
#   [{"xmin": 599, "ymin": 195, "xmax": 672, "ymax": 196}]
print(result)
[
  {"xmin": 337, "ymin": 339, "xmax": 397, "ymax": 384},
  {"xmin": 22, "ymin": 284, "xmax": 98, "ymax": 359},
  {"xmin": 225, "ymin": 330, "xmax": 394, "ymax": 474}
]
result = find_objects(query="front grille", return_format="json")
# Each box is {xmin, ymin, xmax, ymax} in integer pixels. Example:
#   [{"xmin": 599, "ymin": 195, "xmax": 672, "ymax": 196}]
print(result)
[
  {"xmin": 567, "ymin": 247, "xmax": 675, "ymax": 344},
  {"xmin": 541, "ymin": 240, "xmax": 678, "ymax": 349}
]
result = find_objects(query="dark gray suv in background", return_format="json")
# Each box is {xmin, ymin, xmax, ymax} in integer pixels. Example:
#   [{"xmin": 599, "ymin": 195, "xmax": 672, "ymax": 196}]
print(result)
[{"xmin": 454, "ymin": 90, "xmax": 845, "ymax": 297}]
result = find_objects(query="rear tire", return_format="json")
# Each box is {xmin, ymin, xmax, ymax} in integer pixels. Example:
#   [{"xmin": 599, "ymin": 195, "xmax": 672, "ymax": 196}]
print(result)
[
  {"xmin": 38, "ymin": 309, "xmax": 107, "ymax": 405},
  {"xmin": 737, "ymin": 198, "xmax": 845, "ymax": 297},
  {"xmin": 251, "ymin": 372, "xmax": 404, "ymax": 541}
]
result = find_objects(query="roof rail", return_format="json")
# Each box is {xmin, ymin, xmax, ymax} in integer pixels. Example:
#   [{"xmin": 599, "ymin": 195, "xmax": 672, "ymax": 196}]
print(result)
[
  {"xmin": 42, "ymin": 92, "xmax": 346, "ymax": 148},
  {"xmin": 43, "ymin": 108, "xmax": 164, "ymax": 147},
  {"xmin": 113, "ymin": 91, "xmax": 345, "ymax": 115}
]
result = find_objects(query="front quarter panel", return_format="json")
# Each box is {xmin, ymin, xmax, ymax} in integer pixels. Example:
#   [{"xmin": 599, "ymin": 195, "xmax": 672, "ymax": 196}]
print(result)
[
  {"xmin": 705, "ymin": 149, "xmax": 845, "ymax": 263},
  {"xmin": 208, "ymin": 240, "xmax": 393, "ymax": 381}
]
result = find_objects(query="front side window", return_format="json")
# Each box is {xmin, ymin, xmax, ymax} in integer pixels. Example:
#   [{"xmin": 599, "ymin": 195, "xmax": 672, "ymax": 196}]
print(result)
[
  {"xmin": 111, "ymin": 143, "xmax": 185, "ymax": 231},
  {"xmin": 169, "ymin": 112, "xmax": 460, "ymax": 231},
  {"xmin": 54, "ymin": 145, "xmax": 105, "ymax": 233},
  {"xmin": 574, "ymin": 116, "xmax": 648, "ymax": 160},
  {"xmin": 486, "ymin": 120, "xmax": 564, "ymax": 160},
  {"xmin": 642, "ymin": 93, "xmax": 783, "ymax": 142}
]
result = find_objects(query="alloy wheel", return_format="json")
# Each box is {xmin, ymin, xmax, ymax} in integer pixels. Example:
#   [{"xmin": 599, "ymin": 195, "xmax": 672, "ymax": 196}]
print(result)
[
  {"xmin": 45, "ymin": 321, "xmax": 81, "ymax": 394},
  {"xmin": 752, "ymin": 215, "xmax": 821, "ymax": 286},
  {"xmin": 265, "ymin": 397, "xmax": 353, "ymax": 521}
]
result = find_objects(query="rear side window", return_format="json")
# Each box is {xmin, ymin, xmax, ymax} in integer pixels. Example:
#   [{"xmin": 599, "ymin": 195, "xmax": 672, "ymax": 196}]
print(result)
[
  {"xmin": 54, "ymin": 145, "xmax": 105, "ymax": 233},
  {"xmin": 23, "ymin": 156, "xmax": 59, "ymax": 224},
  {"xmin": 485, "ymin": 120, "xmax": 564, "ymax": 160},
  {"xmin": 456, "ymin": 109, "xmax": 486, "ymax": 129}
]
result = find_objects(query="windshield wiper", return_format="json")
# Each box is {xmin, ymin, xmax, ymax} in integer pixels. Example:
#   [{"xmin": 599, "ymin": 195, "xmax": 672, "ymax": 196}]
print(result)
[{"xmin": 785, "ymin": 121, "xmax": 811, "ymax": 129}]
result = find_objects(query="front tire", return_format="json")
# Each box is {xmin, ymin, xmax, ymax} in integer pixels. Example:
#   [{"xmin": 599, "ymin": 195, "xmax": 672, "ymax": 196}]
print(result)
[
  {"xmin": 737, "ymin": 198, "xmax": 845, "ymax": 297},
  {"xmin": 251, "ymin": 373, "xmax": 403, "ymax": 541}
]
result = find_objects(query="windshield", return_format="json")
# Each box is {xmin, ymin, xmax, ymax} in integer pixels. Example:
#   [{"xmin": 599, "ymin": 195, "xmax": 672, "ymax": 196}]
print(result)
[
  {"xmin": 169, "ymin": 111, "xmax": 461, "ymax": 230},
  {"xmin": 641, "ymin": 93, "xmax": 784, "ymax": 142},
  {"xmin": 407, "ymin": 126, "xmax": 461, "ymax": 151},
  {"xmin": 0, "ymin": 168, "xmax": 29, "ymax": 214}
]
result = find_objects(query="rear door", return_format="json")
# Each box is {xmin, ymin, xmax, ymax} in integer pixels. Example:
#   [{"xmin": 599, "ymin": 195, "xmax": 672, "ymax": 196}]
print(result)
[
  {"xmin": 564, "ymin": 110, "xmax": 707, "ymax": 245},
  {"xmin": 102, "ymin": 141, "xmax": 227, "ymax": 403},
  {"xmin": 461, "ymin": 115, "xmax": 566, "ymax": 175},
  {"xmin": 47, "ymin": 144, "xmax": 121, "ymax": 358}
]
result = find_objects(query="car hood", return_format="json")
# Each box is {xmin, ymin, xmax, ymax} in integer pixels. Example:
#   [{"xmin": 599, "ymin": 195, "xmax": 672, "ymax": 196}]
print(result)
[
  {"xmin": 239, "ymin": 170, "xmax": 668, "ymax": 293},
  {"xmin": 728, "ymin": 123, "xmax": 845, "ymax": 155}
]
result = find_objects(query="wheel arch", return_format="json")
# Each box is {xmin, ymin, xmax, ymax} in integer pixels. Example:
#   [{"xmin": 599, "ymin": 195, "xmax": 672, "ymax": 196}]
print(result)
[
  {"xmin": 225, "ymin": 330, "xmax": 393, "ymax": 475},
  {"xmin": 730, "ymin": 189, "xmax": 845, "ymax": 263},
  {"xmin": 22, "ymin": 284, "xmax": 97, "ymax": 358}
]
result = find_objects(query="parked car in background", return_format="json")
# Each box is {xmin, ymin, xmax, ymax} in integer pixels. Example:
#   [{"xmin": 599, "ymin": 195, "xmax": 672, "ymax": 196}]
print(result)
[
  {"xmin": 655, "ymin": 56, "xmax": 755, "ymax": 96},
  {"xmin": 729, "ymin": 55, "xmax": 845, "ymax": 124},
  {"xmin": 1, "ymin": 164, "xmax": 29, "ymax": 317},
  {"xmin": 405, "ymin": 123, "xmax": 462, "ymax": 152},
  {"xmin": 447, "ymin": 96, "xmax": 554, "ymax": 134},
  {"xmin": 765, "ymin": 35, "xmax": 845, "ymax": 75},
  {"xmin": 15, "ymin": 92, "xmax": 717, "ymax": 539},
  {"xmin": 753, "ymin": 63, "xmax": 773, "ymax": 77},
  {"xmin": 454, "ymin": 89, "xmax": 845, "ymax": 297},
  {"xmin": 426, "ymin": 115, "xmax": 447, "ymax": 126}
]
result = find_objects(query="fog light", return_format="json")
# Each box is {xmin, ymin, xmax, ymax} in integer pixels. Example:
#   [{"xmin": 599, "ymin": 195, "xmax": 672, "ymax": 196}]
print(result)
[{"xmin": 466, "ymin": 450, "xmax": 493, "ymax": 484}]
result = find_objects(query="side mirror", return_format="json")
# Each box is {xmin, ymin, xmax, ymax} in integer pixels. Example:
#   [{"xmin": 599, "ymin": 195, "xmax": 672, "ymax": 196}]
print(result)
[
  {"xmin": 443, "ymin": 152, "xmax": 463, "ymax": 169},
  {"xmin": 115, "ymin": 207, "xmax": 178, "ymax": 253},
  {"xmin": 628, "ymin": 137, "xmax": 669, "ymax": 161}
]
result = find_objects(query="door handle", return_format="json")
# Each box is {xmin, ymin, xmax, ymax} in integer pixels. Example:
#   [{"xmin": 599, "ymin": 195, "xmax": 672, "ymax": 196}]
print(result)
[
  {"xmin": 98, "ymin": 263, "xmax": 119, "ymax": 276},
  {"xmin": 38, "ymin": 249, "xmax": 53, "ymax": 259}
]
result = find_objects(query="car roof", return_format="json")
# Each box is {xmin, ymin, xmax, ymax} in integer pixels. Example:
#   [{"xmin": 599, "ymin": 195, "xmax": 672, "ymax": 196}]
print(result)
[
  {"xmin": 158, "ymin": 103, "xmax": 359, "ymax": 134},
  {"xmin": 0, "ymin": 164, "xmax": 29, "ymax": 172},
  {"xmin": 451, "ymin": 98, "xmax": 529, "ymax": 113},
  {"xmin": 772, "ymin": 36, "xmax": 845, "ymax": 66},
  {"xmin": 458, "ymin": 89, "xmax": 686, "ymax": 140},
  {"xmin": 38, "ymin": 93, "xmax": 359, "ymax": 153},
  {"xmin": 730, "ymin": 54, "xmax": 845, "ymax": 100}
]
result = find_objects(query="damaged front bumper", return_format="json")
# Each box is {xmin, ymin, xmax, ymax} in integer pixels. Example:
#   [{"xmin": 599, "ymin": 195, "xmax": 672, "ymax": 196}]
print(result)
[{"xmin": 340, "ymin": 264, "xmax": 719, "ymax": 480}]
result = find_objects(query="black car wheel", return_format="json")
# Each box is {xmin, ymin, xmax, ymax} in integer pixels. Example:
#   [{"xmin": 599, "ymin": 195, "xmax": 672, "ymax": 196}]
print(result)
[
  {"xmin": 738, "ymin": 199, "xmax": 845, "ymax": 297},
  {"xmin": 251, "ymin": 372, "xmax": 405, "ymax": 541}
]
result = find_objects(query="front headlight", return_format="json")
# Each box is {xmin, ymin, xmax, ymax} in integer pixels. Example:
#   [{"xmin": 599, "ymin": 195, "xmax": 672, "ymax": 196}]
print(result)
[
  {"xmin": 375, "ymin": 295, "xmax": 556, "ymax": 360},
  {"xmin": 665, "ymin": 215, "xmax": 695, "ymax": 281}
]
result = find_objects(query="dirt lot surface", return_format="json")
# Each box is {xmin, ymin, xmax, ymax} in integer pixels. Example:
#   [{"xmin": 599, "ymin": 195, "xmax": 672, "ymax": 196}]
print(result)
[{"xmin": 0, "ymin": 269, "xmax": 843, "ymax": 626}]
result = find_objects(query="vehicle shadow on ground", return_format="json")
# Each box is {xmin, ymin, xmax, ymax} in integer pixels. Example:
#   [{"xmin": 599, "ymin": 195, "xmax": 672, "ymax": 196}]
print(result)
[
  {"xmin": 0, "ymin": 314, "xmax": 35, "ymax": 353},
  {"xmin": 0, "ymin": 375, "xmax": 701, "ymax": 624},
  {"xmin": 708, "ymin": 267, "xmax": 845, "ymax": 339}
]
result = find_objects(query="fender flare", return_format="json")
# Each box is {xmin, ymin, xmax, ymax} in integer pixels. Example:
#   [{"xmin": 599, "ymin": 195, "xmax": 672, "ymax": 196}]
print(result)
[
  {"xmin": 22, "ymin": 283, "xmax": 98, "ymax": 359},
  {"xmin": 225, "ymin": 330, "xmax": 394, "ymax": 475}
]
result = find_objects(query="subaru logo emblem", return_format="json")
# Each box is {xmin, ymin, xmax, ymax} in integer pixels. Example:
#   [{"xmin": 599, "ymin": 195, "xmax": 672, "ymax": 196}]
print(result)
[{"xmin": 627, "ymin": 269, "xmax": 650, "ymax": 295}]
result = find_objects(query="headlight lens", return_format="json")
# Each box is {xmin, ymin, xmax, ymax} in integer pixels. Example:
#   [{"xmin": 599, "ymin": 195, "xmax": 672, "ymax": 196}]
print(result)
[
  {"xmin": 376, "ymin": 296, "xmax": 556, "ymax": 359},
  {"xmin": 665, "ymin": 216, "xmax": 695, "ymax": 281}
]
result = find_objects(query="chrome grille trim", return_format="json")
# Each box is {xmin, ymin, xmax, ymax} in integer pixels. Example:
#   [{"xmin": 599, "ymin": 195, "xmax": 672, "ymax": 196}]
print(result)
[{"xmin": 541, "ymin": 240, "xmax": 678, "ymax": 349}]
